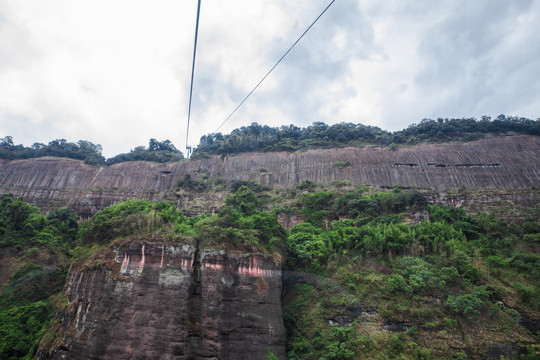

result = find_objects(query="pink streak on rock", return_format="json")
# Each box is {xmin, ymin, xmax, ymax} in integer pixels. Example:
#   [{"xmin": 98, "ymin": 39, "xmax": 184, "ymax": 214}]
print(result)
[
  {"xmin": 160, "ymin": 245, "xmax": 164, "ymax": 268},
  {"xmin": 203, "ymin": 262, "xmax": 223, "ymax": 271},
  {"xmin": 138, "ymin": 245, "xmax": 145, "ymax": 274},
  {"xmin": 238, "ymin": 256, "xmax": 267, "ymax": 277},
  {"xmin": 181, "ymin": 258, "xmax": 192, "ymax": 268},
  {"xmin": 121, "ymin": 253, "xmax": 129, "ymax": 273}
]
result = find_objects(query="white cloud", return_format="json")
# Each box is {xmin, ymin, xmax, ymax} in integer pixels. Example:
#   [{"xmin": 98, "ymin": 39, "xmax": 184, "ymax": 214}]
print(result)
[{"xmin": 0, "ymin": 0, "xmax": 538, "ymax": 158}]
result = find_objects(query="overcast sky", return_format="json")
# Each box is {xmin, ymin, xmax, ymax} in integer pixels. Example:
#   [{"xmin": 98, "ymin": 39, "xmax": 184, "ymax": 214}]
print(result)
[{"xmin": 0, "ymin": 0, "xmax": 539, "ymax": 158}]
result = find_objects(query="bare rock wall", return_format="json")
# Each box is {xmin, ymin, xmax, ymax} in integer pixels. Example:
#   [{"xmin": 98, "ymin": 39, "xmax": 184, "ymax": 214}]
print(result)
[{"xmin": 43, "ymin": 241, "xmax": 285, "ymax": 360}]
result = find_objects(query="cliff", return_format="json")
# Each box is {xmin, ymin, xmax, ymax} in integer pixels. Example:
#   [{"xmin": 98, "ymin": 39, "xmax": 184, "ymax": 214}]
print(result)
[
  {"xmin": 42, "ymin": 240, "xmax": 285, "ymax": 360},
  {"xmin": 1, "ymin": 136, "xmax": 539, "ymax": 217},
  {"xmin": 2, "ymin": 136, "xmax": 539, "ymax": 359}
]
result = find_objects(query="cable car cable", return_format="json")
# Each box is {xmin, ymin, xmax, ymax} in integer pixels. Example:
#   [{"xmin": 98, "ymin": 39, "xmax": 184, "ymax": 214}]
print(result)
[
  {"xmin": 215, "ymin": 0, "xmax": 336, "ymax": 133},
  {"xmin": 186, "ymin": 0, "xmax": 202, "ymax": 157}
]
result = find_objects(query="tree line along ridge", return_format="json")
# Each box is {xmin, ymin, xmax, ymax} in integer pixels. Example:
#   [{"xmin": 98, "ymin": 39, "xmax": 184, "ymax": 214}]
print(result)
[{"xmin": 1, "ymin": 115, "xmax": 539, "ymax": 165}]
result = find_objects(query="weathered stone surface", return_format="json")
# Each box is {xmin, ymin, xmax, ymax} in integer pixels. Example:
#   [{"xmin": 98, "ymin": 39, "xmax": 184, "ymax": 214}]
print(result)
[
  {"xmin": 44, "ymin": 241, "xmax": 285, "ymax": 360},
  {"xmin": 199, "ymin": 251, "xmax": 285, "ymax": 359},
  {"xmin": 481, "ymin": 343, "xmax": 520, "ymax": 360},
  {"xmin": 1, "ymin": 136, "xmax": 539, "ymax": 217}
]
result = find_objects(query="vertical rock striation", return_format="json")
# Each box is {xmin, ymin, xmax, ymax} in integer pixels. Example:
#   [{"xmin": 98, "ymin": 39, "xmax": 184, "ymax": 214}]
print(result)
[
  {"xmin": 199, "ymin": 251, "xmax": 285, "ymax": 359},
  {"xmin": 1, "ymin": 136, "xmax": 539, "ymax": 217},
  {"xmin": 43, "ymin": 241, "xmax": 285, "ymax": 359}
]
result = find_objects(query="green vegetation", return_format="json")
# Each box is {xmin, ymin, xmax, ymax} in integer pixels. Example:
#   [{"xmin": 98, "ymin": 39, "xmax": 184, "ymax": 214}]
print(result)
[
  {"xmin": 1, "ymin": 178, "xmax": 539, "ymax": 359},
  {"xmin": 0, "ymin": 194, "xmax": 78, "ymax": 253},
  {"xmin": 195, "ymin": 186, "xmax": 286, "ymax": 252},
  {"xmin": 334, "ymin": 161, "xmax": 351, "ymax": 169},
  {"xmin": 0, "ymin": 137, "xmax": 183, "ymax": 165},
  {"xmin": 105, "ymin": 138, "xmax": 184, "ymax": 165},
  {"xmin": 2, "ymin": 116, "xmax": 539, "ymax": 164},
  {"xmin": 0, "ymin": 137, "xmax": 106, "ymax": 165},
  {"xmin": 176, "ymin": 174, "xmax": 212, "ymax": 193},
  {"xmin": 446, "ymin": 286, "xmax": 491, "ymax": 320},
  {"xmin": 191, "ymin": 116, "xmax": 540, "ymax": 158},
  {"xmin": 0, "ymin": 300, "xmax": 53, "ymax": 359},
  {"xmin": 283, "ymin": 187, "xmax": 540, "ymax": 359},
  {"xmin": 79, "ymin": 199, "xmax": 191, "ymax": 244},
  {"xmin": 0, "ymin": 194, "xmax": 76, "ymax": 359}
]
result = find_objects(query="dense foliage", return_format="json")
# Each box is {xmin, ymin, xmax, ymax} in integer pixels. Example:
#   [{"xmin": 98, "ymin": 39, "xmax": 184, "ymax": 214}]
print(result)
[
  {"xmin": 0, "ymin": 194, "xmax": 78, "ymax": 253},
  {"xmin": 78, "ymin": 186, "xmax": 286, "ymax": 253},
  {"xmin": 0, "ymin": 137, "xmax": 106, "ymax": 165},
  {"xmin": 79, "ymin": 199, "xmax": 190, "ymax": 244},
  {"xmin": 2, "ymin": 116, "xmax": 538, "ymax": 164},
  {"xmin": 1, "ymin": 181, "xmax": 539, "ymax": 359},
  {"xmin": 0, "ymin": 137, "xmax": 183, "ymax": 165},
  {"xmin": 284, "ymin": 187, "xmax": 540, "ymax": 359},
  {"xmin": 194, "ymin": 186, "xmax": 286, "ymax": 252},
  {"xmin": 0, "ymin": 194, "xmax": 77, "ymax": 359},
  {"xmin": 105, "ymin": 139, "xmax": 184, "ymax": 165},
  {"xmin": 191, "ymin": 115, "xmax": 540, "ymax": 158},
  {"xmin": 0, "ymin": 300, "xmax": 53, "ymax": 359}
]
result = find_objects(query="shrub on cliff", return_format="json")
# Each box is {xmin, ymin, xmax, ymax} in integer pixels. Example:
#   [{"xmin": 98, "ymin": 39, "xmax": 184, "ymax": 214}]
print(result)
[
  {"xmin": 225, "ymin": 185, "xmax": 261, "ymax": 216},
  {"xmin": 80, "ymin": 200, "xmax": 191, "ymax": 244},
  {"xmin": 105, "ymin": 139, "xmax": 184, "ymax": 165},
  {"xmin": 446, "ymin": 286, "xmax": 490, "ymax": 320},
  {"xmin": 0, "ymin": 194, "xmax": 78, "ymax": 253},
  {"xmin": 334, "ymin": 188, "xmax": 428, "ymax": 219},
  {"xmin": 297, "ymin": 191, "xmax": 335, "ymax": 228},
  {"xmin": 230, "ymin": 179, "xmax": 270, "ymax": 193},
  {"xmin": 194, "ymin": 211, "xmax": 286, "ymax": 253},
  {"xmin": 0, "ymin": 300, "xmax": 53, "ymax": 359},
  {"xmin": 392, "ymin": 256, "xmax": 446, "ymax": 293},
  {"xmin": 176, "ymin": 174, "xmax": 210, "ymax": 192},
  {"xmin": 194, "ymin": 186, "xmax": 286, "ymax": 252},
  {"xmin": 0, "ymin": 260, "xmax": 68, "ymax": 359},
  {"xmin": 287, "ymin": 222, "xmax": 329, "ymax": 266}
]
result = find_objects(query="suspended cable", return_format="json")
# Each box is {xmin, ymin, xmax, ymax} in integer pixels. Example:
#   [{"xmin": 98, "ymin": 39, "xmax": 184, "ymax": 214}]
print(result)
[
  {"xmin": 186, "ymin": 0, "xmax": 202, "ymax": 158},
  {"xmin": 215, "ymin": 0, "xmax": 336, "ymax": 133}
]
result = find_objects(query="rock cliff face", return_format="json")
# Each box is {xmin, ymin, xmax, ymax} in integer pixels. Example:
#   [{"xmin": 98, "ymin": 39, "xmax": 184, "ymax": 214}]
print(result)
[
  {"xmin": 1, "ymin": 136, "xmax": 539, "ymax": 217},
  {"xmin": 44, "ymin": 240, "xmax": 285, "ymax": 360},
  {"xmin": 3, "ymin": 136, "xmax": 538, "ymax": 359}
]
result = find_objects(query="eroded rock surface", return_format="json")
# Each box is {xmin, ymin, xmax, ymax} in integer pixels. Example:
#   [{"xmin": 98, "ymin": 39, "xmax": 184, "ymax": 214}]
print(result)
[
  {"xmin": 43, "ymin": 241, "xmax": 285, "ymax": 360},
  {"xmin": 1, "ymin": 136, "xmax": 539, "ymax": 217}
]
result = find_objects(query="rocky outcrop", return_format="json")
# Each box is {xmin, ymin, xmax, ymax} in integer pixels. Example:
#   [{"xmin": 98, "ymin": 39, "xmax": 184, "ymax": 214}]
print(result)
[
  {"xmin": 1, "ymin": 136, "xmax": 539, "ymax": 217},
  {"xmin": 43, "ymin": 240, "xmax": 285, "ymax": 360}
]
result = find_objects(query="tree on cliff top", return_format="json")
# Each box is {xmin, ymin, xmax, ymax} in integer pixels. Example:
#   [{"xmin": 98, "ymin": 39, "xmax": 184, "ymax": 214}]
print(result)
[
  {"xmin": 0, "ymin": 137, "xmax": 106, "ymax": 165},
  {"xmin": 190, "ymin": 117, "xmax": 540, "ymax": 158},
  {"xmin": 0, "ymin": 137, "xmax": 184, "ymax": 165},
  {"xmin": 105, "ymin": 138, "xmax": 184, "ymax": 165}
]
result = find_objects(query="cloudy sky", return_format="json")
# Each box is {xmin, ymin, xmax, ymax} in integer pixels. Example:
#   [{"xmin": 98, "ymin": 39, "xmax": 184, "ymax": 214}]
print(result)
[{"xmin": 0, "ymin": 0, "xmax": 539, "ymax": 158}]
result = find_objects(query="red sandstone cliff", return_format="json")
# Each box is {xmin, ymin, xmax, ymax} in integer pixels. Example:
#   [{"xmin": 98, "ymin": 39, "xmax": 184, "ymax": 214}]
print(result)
[
  {"xmin": 1, "ymin": 136, "xmax": 539, "ymax": 217},
  {"xmin": 42, "ymin": 240, "xmax": 285, "ymax": 360},
  {"xmin": 5, "ymin": 136, "xmax": 538, "ymax": 360}
]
